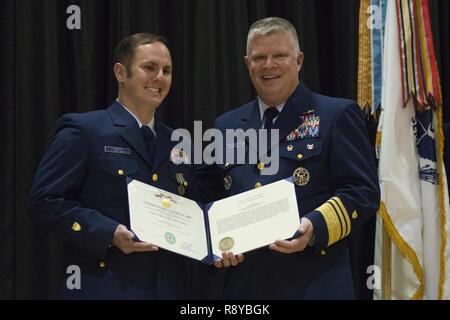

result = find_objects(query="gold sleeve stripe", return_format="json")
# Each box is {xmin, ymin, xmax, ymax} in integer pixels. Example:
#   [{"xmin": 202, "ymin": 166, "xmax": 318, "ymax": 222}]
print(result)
[
  {"xmin": 329, "ymin": 198, "xmax": 347, "ymax": 238},
  {"xmin": 329, "ymin": 197, "xmax": 350, "ymax": 238},
  {"xmin": 316, "ymin": 202, "xmax": 340, "ymax": 246},
  {"xmin": 331, "ymin": 197, "xmax": 351, "ymax": 237},
  {"xmin": 324, "ymin": 203, "xmax": 341, "ymax": 246},
  {"xmin": 316, "ymin": 196, "xmax": 353, "ymax": 246},
  {"xmin": 325, "ymin": 203, "xmax": 343, "ymax": 243}
]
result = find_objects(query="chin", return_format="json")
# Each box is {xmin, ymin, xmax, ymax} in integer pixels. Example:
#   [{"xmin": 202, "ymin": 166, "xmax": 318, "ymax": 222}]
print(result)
[
  {"xmin": 150, "ymin": 102, "xmax": 162, "ymax": 109},
  {"xmin": 146, "ymin": 97, "xmax": 162, "ymax": 105},
  {"xmin": 260, "ymin": 84, "xmax": 281, "ymax": 93},
  {"xmin": 261, "ymin": 90, "xmax": 281, "ymax": 99}
]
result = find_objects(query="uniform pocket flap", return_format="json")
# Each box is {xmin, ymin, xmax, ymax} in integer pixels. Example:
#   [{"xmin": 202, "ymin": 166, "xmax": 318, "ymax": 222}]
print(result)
[
  {"xmin": 98, "ymin": 155, "xmax": 138, "ymax": 177},
  {"xmin": 279, "ymin": 139, "xmax": 322, "ymax": 161}
]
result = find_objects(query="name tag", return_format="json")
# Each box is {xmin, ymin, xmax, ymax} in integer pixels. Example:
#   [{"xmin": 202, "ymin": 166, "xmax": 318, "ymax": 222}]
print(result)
[{"xmin": 104, "ymin": 146, "xmax": 131, "ymax": 155}]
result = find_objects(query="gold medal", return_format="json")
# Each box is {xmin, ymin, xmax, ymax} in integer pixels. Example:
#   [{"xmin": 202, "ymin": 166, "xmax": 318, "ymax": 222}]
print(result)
[
  {"xmin": 175, "ymin": 173, "xmax": 184, "ymax": 184},
  {"xmin": 219, "ymin": 237, "xmax": 235, "ymax": 252},
  {"xmin": 293, "ymin": 167, "xmax": 310, "ymax": 186},
  {"xmin": 162, "ymin": 197, "xmax": 171, "ymax": 208},
  {"xmin": 177, "ymin": 184, "xmax": 185, "ymax": 195}
]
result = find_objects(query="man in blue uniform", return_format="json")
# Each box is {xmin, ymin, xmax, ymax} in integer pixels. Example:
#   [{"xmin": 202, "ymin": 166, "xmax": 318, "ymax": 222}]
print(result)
[
  {"xmin": 200, "ymin": 17, "xmax": 380, "ymax": 299},
  {"xmin": 28, "ymin": 33, "xmax": 199, "ymax": 299}
]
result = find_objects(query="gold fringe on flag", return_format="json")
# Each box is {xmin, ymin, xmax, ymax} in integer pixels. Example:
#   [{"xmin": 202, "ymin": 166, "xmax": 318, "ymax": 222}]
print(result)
[
  {"xmin": 357, "ymin": 0, "xmax": 373, "ymax": 113},
  {"xmin": 378, "ymin": 202, "xmax": 424, "ymax": 299}
]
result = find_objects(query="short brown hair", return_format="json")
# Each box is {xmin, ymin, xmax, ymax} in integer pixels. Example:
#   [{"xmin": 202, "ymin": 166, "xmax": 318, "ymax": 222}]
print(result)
[{"xmin": 113, "ymin": 33, "xmax": 169, "ymax": 74}]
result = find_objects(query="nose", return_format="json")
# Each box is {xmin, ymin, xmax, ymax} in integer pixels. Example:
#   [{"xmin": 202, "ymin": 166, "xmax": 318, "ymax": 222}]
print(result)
[
  {"xmin": 155, "ymin": 68, "xmax": 164, "ymax": 80},
  {"xmin": 262, "ymin": 56, "xmax": 276, "ymax": 68}
]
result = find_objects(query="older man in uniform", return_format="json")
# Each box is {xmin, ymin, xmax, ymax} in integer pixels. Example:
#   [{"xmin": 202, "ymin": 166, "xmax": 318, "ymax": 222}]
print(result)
[{"xmin": 199, "ymin": 17, "xmax": 380, "ymax": 299}]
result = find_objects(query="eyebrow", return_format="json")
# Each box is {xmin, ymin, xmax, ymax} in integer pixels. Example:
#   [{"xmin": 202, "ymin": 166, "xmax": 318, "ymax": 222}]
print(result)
[
  {"xmin": 141, "ymin": 61, "xmax": 172, "ymax": 70},
  {"xmin": 250, "ymin": 53, "xmax": 266, "ymax": 58},
  {"xmin": 141, "ymin": 61, "xmax": 157, "ymax": 66}
]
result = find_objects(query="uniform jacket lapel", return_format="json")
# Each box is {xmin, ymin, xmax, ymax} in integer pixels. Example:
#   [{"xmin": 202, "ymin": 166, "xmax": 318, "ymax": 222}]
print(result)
[
  {"xmin": 241, "ymin": 100, "xmax": 262, "ymax": 131},
  {"xmin": 240, "ymin": 100, "xmax": 262, "ymax": 155},
  {"xmin": 107, "ymin": 101, "xmax": 154, "ymax": 168},
  {"xmin": 153, "ymin": 120, "xmax": 172, "ymax": 170}
]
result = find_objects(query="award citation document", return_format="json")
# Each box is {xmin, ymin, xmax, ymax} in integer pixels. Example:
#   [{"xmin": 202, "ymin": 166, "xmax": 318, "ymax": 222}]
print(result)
[{"xmin": 127, "ymin": 178, "xmax": 300, "ymax": 264}]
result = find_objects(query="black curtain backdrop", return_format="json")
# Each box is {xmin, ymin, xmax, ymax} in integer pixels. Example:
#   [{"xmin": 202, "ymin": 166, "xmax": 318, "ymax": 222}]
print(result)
[{"xmin": 1, "ymin": 0, "xmax": 449, "ymax": 299}]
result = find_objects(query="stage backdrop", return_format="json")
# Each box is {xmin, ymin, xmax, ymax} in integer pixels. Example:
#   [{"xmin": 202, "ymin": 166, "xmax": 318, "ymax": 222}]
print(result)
[{"xmin": 1, "ymin": 0, "xmax": 448, "ymax": 299}]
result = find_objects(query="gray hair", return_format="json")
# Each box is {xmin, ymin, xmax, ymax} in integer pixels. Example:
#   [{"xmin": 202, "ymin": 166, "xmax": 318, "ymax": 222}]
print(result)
[{"xmin": 246, "ymin": 17, "xmax": 301, "ymax": 55}]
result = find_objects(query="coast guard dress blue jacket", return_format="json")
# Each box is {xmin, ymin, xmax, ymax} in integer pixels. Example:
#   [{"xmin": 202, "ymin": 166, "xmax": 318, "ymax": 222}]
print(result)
[
  {"xmin": 29, "ymin": 101, "xmax": 199, "ymax": 299},
  {"xmin": 198, "ymin": 84, "xmax": 380, "ymax": 299}
]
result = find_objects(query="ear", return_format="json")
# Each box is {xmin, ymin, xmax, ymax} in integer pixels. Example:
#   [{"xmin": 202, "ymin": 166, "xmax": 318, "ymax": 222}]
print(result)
[
  {"xmin": 114, "ymin": 63, "xmax": 127, "ymax": 82},
  {"xmin": 297, "ymin": 52, "xmax": 304, "ymax": 72},
  {"xmin": 244, "ymin": 56, "xmax": 251, "ymax": 71}
]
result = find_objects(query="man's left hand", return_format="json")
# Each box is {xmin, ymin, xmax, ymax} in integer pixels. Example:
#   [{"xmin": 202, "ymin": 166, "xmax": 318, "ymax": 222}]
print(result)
[{"xmin": 269, "ymin": 217, "xmax": 314, "ymax": 254}]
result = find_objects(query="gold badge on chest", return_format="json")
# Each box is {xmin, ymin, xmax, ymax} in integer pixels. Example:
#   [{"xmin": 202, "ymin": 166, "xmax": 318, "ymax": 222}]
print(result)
[
  {"xmin": 177, "ymin": 184, "xmax": 185, "ymax": 196},
  {"xmin": 293, "ymin": 167, "xmax": 310, "ymax": 186},
  {"xmin": 175, "ymin": 173, "xmax": 187, "ymax": 195}
]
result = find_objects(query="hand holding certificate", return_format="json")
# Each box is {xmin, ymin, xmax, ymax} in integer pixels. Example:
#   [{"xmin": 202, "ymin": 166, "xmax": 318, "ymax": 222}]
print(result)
[{"xmin": 127, "ymin": 178, "xmax": 300, "ymax": 264}]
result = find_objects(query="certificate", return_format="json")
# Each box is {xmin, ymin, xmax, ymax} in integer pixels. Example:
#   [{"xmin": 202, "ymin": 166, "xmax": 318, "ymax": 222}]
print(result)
[{"xmin": 127, "ymin": 178, "xmax": 300, "ymax": 264}]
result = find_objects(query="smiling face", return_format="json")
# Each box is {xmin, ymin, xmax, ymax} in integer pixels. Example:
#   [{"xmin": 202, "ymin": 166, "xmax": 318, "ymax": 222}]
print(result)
[
  {"xmin": 245, "ymin": 32, "xmax": 303, "ymax": 107},
  {"xmin": 115, "ymin": 41, "xmax": 172, "ymax": 114}
]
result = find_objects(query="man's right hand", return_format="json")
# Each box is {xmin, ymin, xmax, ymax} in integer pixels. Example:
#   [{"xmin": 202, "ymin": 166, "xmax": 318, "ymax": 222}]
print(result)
[
  {"xmin": 112, "ymin": 224, "xmax": 159, "ymax": 254},
  {"xmin": 214, "ymin": 252, "xmax": 245, "ymax": 268}
]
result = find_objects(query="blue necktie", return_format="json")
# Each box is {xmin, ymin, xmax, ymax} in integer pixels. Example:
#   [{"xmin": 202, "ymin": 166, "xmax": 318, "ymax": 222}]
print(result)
[
  {"xmin": 263, "ymin": 108, "xmax": 279, "ymax": 157},
  {"xmin": 263, "ymin": 107, "xmax": 279, "ymax": 130},
  {"xmin": 141, "ymin": 125, "xmax": 156, "ymax": 163}
]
